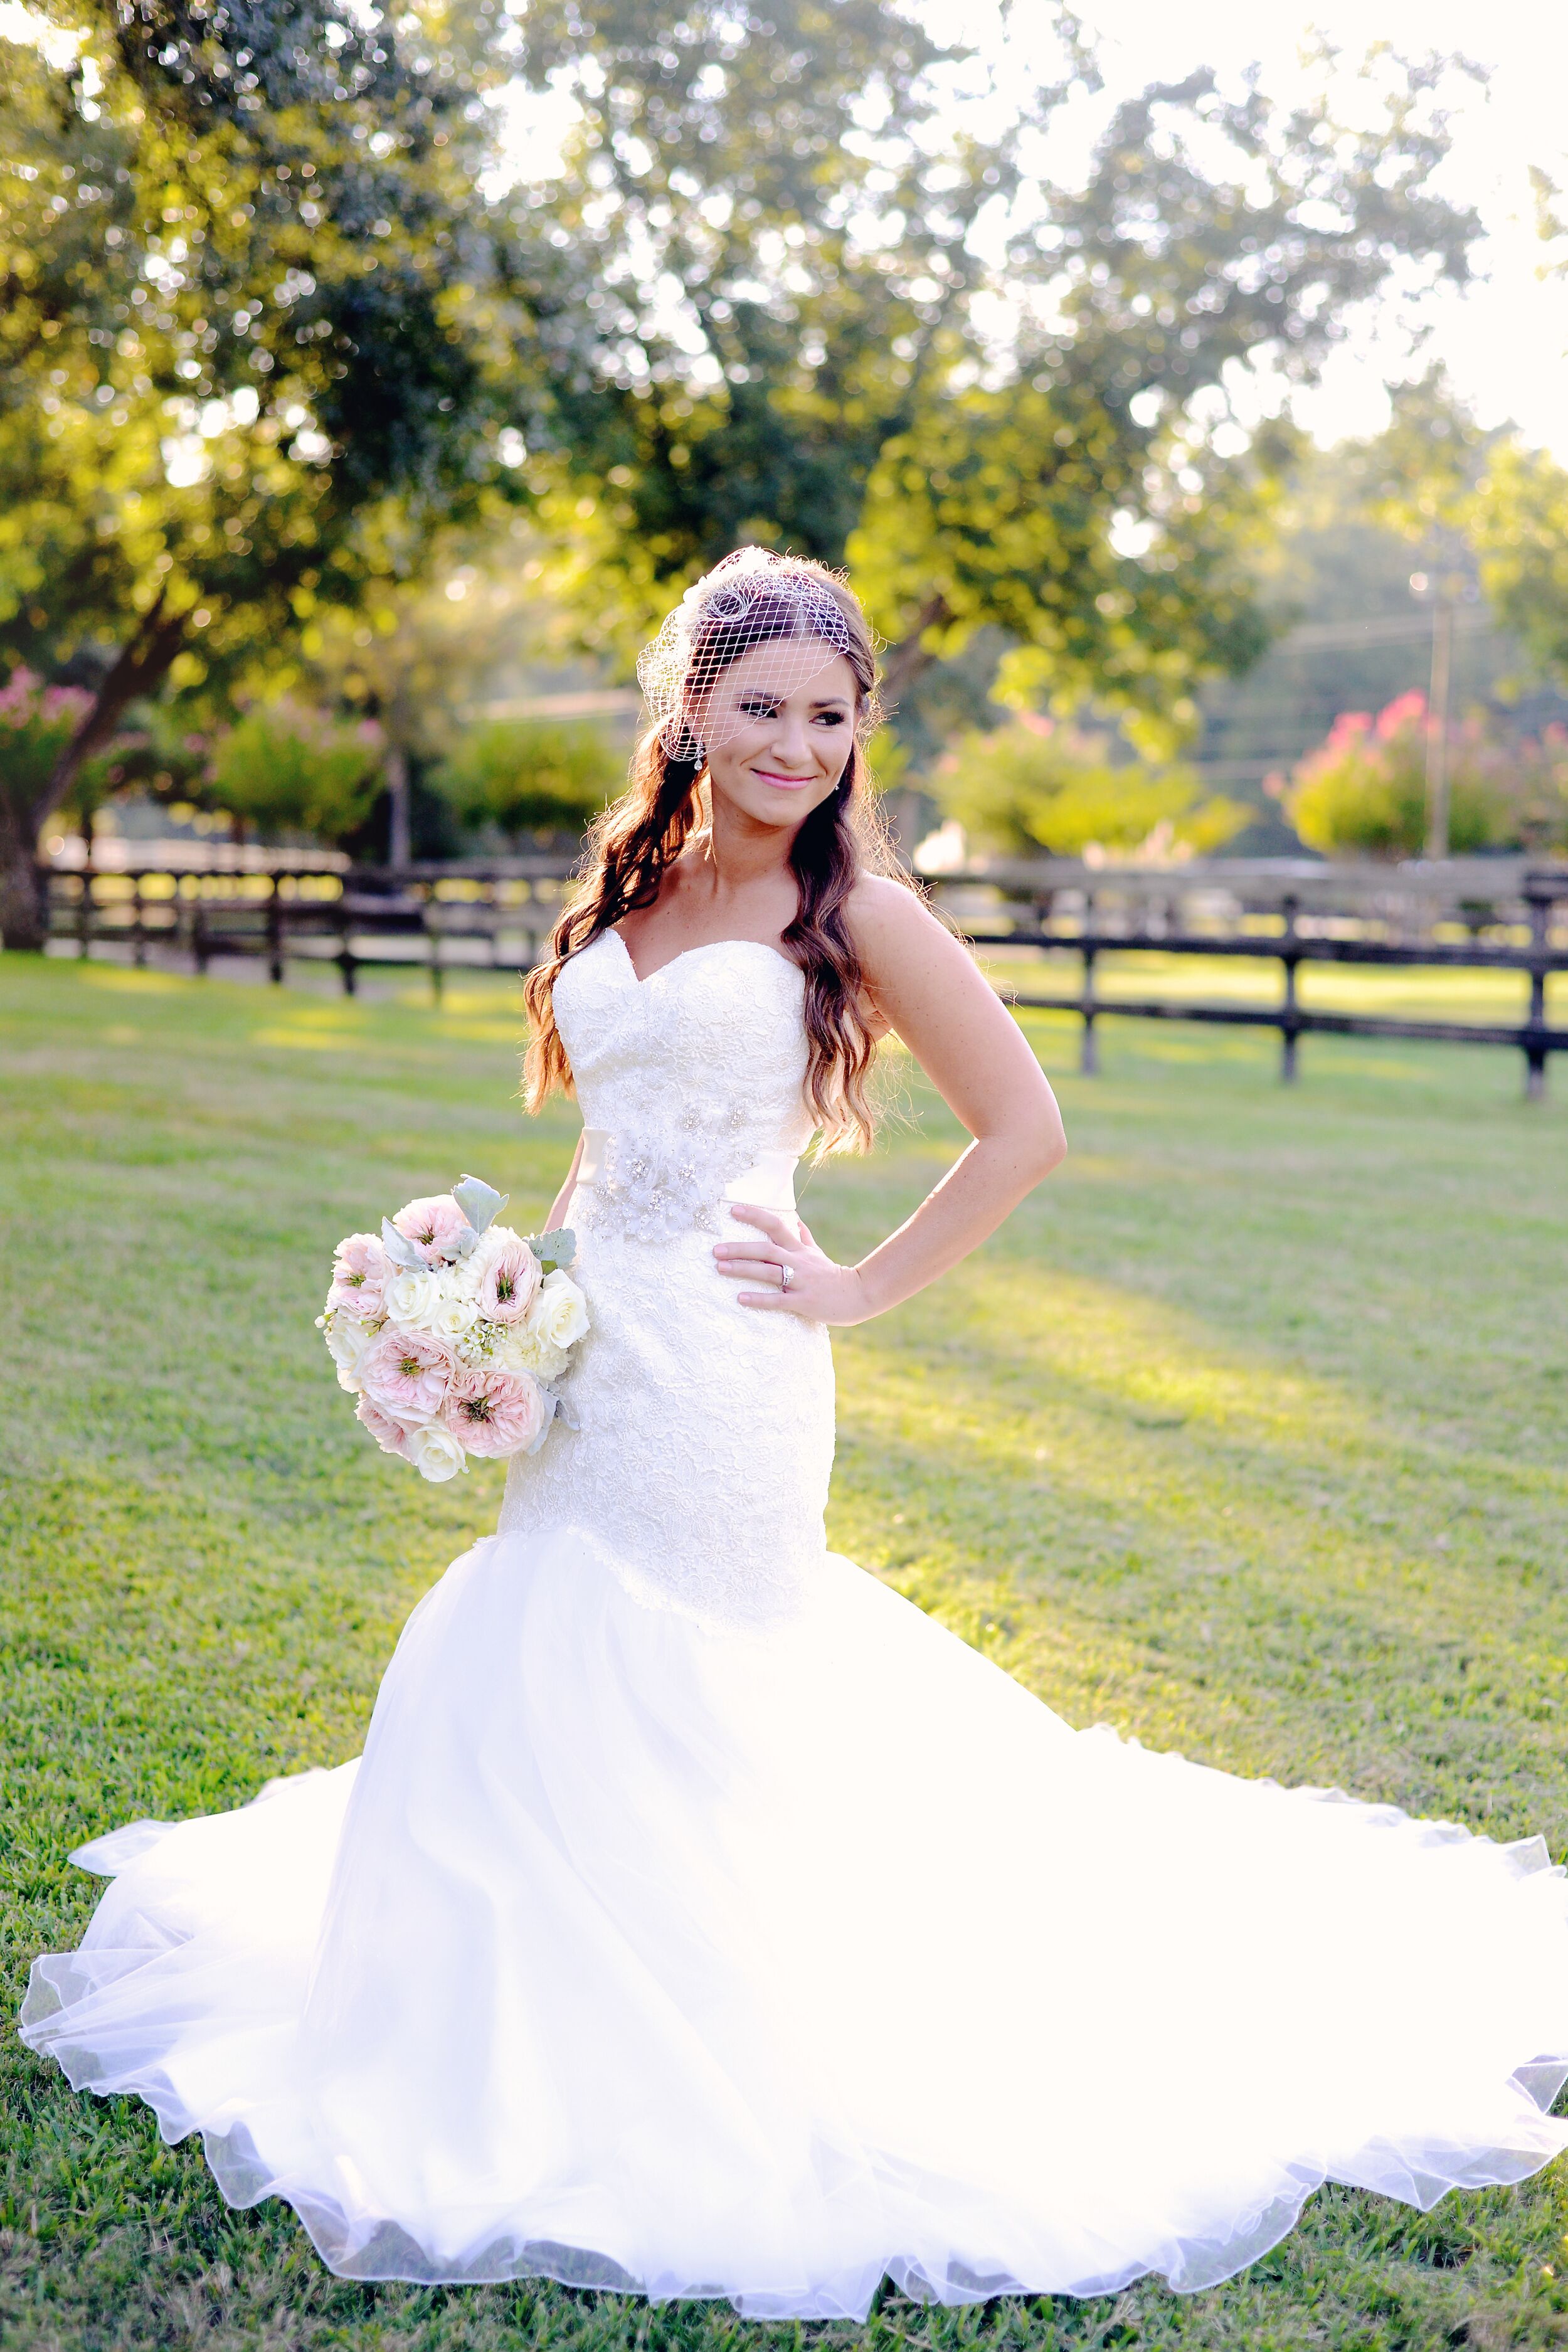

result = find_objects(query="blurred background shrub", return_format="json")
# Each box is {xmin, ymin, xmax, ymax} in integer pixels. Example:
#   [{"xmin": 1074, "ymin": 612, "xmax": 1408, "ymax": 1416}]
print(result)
[
  {"xmin": 430, "ymin": 719, "xmax": 623, "ymax": 848},
  {"xmin": 208, "ymin": 702, "xmax": 384, "ymax": 846},
  {"xmin": 934, "ymin": 714, "xmax": 1250, "ymax": 863},
  {"xmin": 1285, "ymin": 692, "xmax": 1568, "ymax": 858}
]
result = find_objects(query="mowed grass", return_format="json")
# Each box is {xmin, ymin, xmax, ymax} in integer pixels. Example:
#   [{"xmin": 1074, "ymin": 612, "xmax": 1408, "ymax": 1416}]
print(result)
[{"xmin": 3, "ymin": 951, "xmax": 1568, "ymax": 2352}]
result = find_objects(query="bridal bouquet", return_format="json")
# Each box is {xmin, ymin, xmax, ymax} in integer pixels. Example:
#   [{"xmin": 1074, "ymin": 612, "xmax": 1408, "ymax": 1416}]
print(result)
[{"xmin": 317, "ymin": 1174, "xmax": 587, "ymax": 1481}]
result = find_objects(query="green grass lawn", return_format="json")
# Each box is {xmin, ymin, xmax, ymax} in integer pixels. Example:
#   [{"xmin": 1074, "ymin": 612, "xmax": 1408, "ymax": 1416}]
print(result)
[{"xmin": 4, "ymin": 951, "xmax": 1568, "ymax": 2352}]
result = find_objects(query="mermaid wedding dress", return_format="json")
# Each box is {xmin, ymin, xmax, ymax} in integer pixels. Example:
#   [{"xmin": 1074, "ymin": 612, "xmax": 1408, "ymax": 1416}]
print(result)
[{"xmin": 23, "ymin": 931, "xmax": 1568, "ymax": 2315}]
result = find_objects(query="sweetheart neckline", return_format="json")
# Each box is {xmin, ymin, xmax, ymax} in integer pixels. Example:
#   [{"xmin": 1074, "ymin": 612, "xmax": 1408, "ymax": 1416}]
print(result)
[{"xmin": 605, "ymin": 928, "xmax": 800, "ymax": 990}]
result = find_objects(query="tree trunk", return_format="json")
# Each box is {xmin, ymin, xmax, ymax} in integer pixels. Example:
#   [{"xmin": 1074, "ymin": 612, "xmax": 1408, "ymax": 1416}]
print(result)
[
  {"xmin": 0, "ymin": 807, "xmax": 48, "ymax": 955},
  {"xmin": 0, "ymin": 603, "xmax": 189, "ymax": 955},
  {"xmin": 386, "ymin": 741, "xmax": 411, "ymax": 868},
  {"xmin": 879, "ymin": 596, "xmax": 950, "ymax": 709},
  {"xmin": 41, "ymin": 601, "xmax": 188, "ymax": 817}
]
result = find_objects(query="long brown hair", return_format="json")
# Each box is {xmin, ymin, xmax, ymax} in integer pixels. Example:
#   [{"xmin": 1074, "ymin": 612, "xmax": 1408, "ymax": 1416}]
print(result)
[{"xmin": 523, "ymin": 556, "xmax": 908, "ymax": 1153}]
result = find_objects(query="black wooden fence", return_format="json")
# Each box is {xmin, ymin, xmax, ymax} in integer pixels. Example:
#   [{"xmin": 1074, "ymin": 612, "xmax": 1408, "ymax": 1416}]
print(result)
[
  {"xmin": 41, "ymin": 852, "xmax": 1568, "ymax": 1096},
  {"xmin": 43, "ymin": 857, "xmax": 573, "ymax": 997}
]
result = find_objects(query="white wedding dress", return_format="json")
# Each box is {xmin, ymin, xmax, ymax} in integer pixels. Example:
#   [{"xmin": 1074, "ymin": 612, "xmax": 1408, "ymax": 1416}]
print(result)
[{"xmin": 23, "ymin": 931, "xmax": 1568, "ymax": 2317}]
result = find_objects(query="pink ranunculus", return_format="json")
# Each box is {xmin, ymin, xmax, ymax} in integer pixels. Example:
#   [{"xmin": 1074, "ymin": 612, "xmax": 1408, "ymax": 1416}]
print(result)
[
  {"xmin": 393, "ymin": 1194, "xmax": 469, "ymax": 1266},
  {"xmin": 355, "ymin": 1390, "xmax": 411, "ymax": 1458},
  {"xmin": 361, "ymin": 1327, "xmax": 454, "ymax": 1421},
  {"xmin": 477, "ymin": 1232, "xmax": 541, "ymax": 1324},
  {"xmin": 329, "ymin": 1231, "xmax": 390, "ymax": 1316},
  {"xmin": 442, "ymin": 1364, "xmax": 548, "ymax": 1458}
]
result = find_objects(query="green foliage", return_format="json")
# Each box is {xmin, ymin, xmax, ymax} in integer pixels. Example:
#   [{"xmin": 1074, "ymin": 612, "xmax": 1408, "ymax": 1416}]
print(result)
[
  {"xmin": 209, "ymin": 700, "xmax": 383, "ymax": 842},
  {"xmin": 432, "ymin": 717, "xmax": 622, "ymax": 840},
  {"xmin": 1466, "ymin": 439, "xmax": 1568, "ymax": 684},
  {"xmin": 938, "ymin": 717, "xmax": 1249, "ymax": 859},
  {"xmin": 1339, "ymin": 371, "xmax": 1568, "ymax": 696},
  {"xmin": 512, "ymin": 18, "xmax": 1480, "ymax": 734},
  {"xmin": 0, "ymin": 0, "xmax": 573, "ymax": 929},
  {"xmin": 7, "ymin": 956, "xmax": 1568, "ymax": 2349},
  {"xmin": 1286, "ymin": 692, "xmax": 1512, "ymax": 859}
]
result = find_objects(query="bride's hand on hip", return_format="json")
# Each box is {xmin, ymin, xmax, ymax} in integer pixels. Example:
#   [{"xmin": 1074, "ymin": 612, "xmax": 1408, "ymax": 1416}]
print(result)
[{"xmin": 714, "ymin": 1205, "xmax": 871, "ymax": 1325}]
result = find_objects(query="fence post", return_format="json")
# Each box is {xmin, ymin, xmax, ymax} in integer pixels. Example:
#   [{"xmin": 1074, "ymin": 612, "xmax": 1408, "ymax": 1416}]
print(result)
[
  {"xmin": 336, "ymin": 899, "xmax": 356, "ymax": 996},
  {"xmin": 130, "ymin": 872, "xmax": 146, "ymax": 968},
  {"xmin": 1524, "ymin": 884, "xmax": 1550, "ymax": 1102},
  {"xmin": 1079, "ymin": 890, "xmax": 1099, "ymax": 1074},
  {"xmin": 193, "ymin": 894, "xmax": 210, "ymax": 975},
  {"xmin": 1279, "ymin": 893, "xmax": 1300, "ymax": 1084},
  {"xmin": 267, "ymin": 877, "xmax": 284, "ymax": 985},
  {"xmin": 77, "ymin": 861, "xmax": 93, "ymax": 960},
  {"xmin": 427, "ymin": 901, "xmax": 443, "ymax": 1005}
]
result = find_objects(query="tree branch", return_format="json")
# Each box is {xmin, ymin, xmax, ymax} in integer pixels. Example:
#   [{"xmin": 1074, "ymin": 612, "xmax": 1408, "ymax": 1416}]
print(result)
[
  {"xmin": 879, "ymin": 597, "xmax": 951, "ymax": 707},
  {"xmin": 38, "ymin": 600, "xmax": 188, "ymax": 827}
]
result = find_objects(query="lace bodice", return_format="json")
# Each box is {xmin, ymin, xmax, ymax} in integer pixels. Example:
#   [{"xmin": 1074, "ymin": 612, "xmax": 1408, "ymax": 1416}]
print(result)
[
  {"xmin": 499, "ymin": 931, "xmax": 834, "ymax": 1632},
  {"xmin": 566, "ymin": 930, "xmax": 816, "ymax": 1173}
]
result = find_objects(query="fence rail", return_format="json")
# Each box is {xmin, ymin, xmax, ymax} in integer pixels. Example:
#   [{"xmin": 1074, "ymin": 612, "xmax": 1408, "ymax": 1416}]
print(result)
[
  {"xmin": 43, "ymin": 857, "xmax": 576, "ymax": 995},
  {"xmin": 960, "ymin": 877, "xmax": 1568, "ymax": 1098},
  {"xmin": 40, "ymin": 852, "xmax": 1568, "ymax": 1096}
]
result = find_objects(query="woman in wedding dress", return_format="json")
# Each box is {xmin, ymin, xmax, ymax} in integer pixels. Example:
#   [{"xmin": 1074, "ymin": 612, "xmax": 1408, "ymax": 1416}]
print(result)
[{"xmin": 23, "ymin": 549, "xmax": 1568, "ymax": 2318}]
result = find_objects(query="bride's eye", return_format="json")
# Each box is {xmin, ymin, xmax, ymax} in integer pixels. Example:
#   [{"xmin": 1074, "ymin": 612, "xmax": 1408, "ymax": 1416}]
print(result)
[{"xmin": 738, "ymin": 697, "xmax": 781, "ymax": 719}]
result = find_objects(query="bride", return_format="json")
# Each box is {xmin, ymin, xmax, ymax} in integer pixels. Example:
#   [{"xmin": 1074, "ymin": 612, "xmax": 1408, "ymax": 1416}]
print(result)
[{"xmin": 23, "ymin": 549, "xmax": 1568, "ymax": 2318}]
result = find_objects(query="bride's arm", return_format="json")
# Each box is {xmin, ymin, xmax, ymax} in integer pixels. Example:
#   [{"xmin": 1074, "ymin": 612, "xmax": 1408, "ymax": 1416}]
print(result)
[
  {"xmin": 544, "ymin": 1131, "xmax": 585, "ymax": 1234},
  {"xmin": 714, "ymin": 877, "xmax": 1066, "ymax": 1325}
]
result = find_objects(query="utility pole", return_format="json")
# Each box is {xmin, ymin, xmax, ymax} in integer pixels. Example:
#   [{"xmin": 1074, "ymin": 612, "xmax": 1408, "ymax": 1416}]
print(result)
[
  {"xmin": 1425, "ymin": 594, "xmax": 1454, "ymax": 861},
  {"xmin": 386, "ymin": 741, "xmax": 412, "ymax": 869},
  {"xmin": 1410, "ymin": 562, "xmax": 1469, "ymax": 861}
]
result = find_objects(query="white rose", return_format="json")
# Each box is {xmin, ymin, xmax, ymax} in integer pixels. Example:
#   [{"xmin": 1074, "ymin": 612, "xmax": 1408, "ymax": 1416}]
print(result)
[
  {"xmin": 405, "ymin": 1422, "xmax": 468, "ymax": 1482},
  {"xmin": 527, "ymin": 1268, "xmax": 590, "ymax": 1351},
  {"xmin": 384, "ymin": 1266, "xmax": 442, "ymax": 1332},
  {"xmin": 429, "ymin": 1282, "xmax": 480, "ymax": 1345},
  {"xmin": 492, "ymin": 1322, "xmax": 568, "ymax": 1385},
  {"xmin": 325, "ymin": 1312, "xmax": 378, "ymax": 1392}
]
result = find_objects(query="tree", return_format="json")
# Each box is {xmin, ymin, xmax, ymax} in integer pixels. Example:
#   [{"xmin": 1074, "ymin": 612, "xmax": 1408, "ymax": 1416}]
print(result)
[
  {"xmin": 432, "ymin": 717, "xmax": 622, "ymax": 843},
  {"xmin": 208, "ymin": 699, "xmax": 383, "ymax": 842},
  {"xmin": 0, "ymin": 0, "xmax": 577, "ymax": 945},
  {"xmin": 504, "ymin": 14, "xmax": 1480, "ymax": 739},
  {"xmin": 1330, "ymin": 370, "xmax": 1568, "ymax": 722},
  {"xmin": 936, "ymin": 714, "xmax": 1247, "ymax": 861}
]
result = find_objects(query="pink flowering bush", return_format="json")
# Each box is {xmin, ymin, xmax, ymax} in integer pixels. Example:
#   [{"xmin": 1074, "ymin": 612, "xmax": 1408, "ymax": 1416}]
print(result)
[
  {"xmin": 0, "ymin": 669, "xmax": 94, "ymax": 825},
  {"xmin": 317, "ymin": 1173, "xmax": 588, "ymax": 1481},
  {"xmin": 1286, "ymin": 692, "xmax": 1512, "ymax": 858}
]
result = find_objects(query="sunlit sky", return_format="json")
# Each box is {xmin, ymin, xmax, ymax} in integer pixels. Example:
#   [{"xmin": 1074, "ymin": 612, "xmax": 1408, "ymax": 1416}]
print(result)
[{"xmin": 951, "ymin": 0, "xmax": 1568, "ymax": 457}]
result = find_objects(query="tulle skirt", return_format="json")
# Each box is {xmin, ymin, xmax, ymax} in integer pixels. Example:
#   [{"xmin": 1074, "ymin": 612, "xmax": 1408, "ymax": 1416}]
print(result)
[{"xmin": 22, "ymin": 1529, "xmax": 1568, "ymax": 2318}]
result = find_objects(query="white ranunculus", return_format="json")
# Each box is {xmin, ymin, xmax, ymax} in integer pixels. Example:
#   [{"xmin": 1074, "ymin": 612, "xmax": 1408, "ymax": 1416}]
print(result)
[
  {"xmin": 527, "ymin": 1268, "xmax": 590, "ymax": 1350},
  {"xmin": 384, "ymin": 1266, "xmax": 442, "ymax": 1332},
  {"xmin": 405, "ymin": 1421, "xmax": 467, "ymax": 1482},
  {"xmin": 326, "ymin": 1311, "xmax": 378, "ymax": 1392}
]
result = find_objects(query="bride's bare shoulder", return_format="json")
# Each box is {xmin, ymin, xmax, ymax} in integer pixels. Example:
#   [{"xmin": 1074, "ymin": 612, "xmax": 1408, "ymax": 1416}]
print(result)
[{"xmin": 844, "ymin": 872, "xmax": 963, "ymax": 967}]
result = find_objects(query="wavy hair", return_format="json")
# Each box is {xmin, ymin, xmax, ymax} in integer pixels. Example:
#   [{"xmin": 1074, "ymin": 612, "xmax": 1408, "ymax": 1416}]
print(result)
[{"xmin": 523, "ymin": 556, "xmax": 908, "ymax": 1153}]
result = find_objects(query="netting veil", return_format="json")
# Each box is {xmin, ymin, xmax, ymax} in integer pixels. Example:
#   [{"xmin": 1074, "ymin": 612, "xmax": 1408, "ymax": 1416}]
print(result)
[{"xmin": 635, "ymin": 548, "xmax": 879, "ymax": 765}]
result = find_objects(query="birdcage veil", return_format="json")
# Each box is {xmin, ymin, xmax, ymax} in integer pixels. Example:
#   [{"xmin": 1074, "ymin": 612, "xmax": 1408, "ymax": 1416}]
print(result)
[{"xmin": 635, "ymin": 548, "xmax": 880, "ymax": 763}]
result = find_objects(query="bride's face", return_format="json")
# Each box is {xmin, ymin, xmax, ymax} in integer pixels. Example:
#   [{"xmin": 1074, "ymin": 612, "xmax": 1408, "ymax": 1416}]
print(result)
[{"xmin": 692, "ymin": 640, "xmax": 859, "ymax": 832}]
